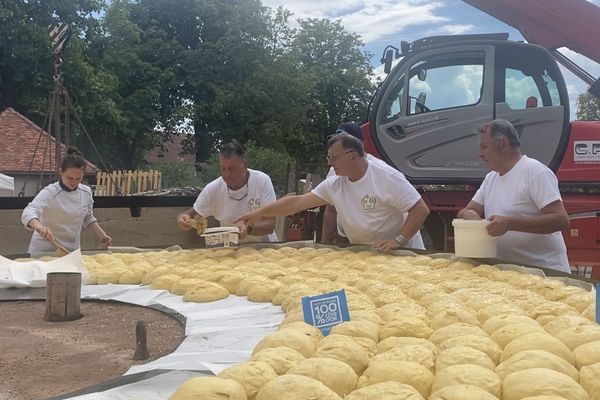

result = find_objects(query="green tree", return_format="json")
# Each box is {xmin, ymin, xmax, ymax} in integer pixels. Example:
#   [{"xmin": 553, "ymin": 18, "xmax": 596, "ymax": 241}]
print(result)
[{"xmin": 577, "ymin": 92, "xmax": 600, "ymax": 121}]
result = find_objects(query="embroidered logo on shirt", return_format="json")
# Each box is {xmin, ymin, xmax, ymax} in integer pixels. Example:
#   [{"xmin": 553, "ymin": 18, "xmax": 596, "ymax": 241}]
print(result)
[
  {"xmin": 248, "ymin": 198, "xmax": 261, "ymax": 210},
  {"xmin": 361, "ymin": 194, "xmax": 376, "ymax": 210}
]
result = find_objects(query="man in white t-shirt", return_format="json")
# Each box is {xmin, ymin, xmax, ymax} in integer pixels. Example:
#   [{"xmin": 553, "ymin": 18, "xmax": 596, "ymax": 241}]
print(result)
[
  {"xmin": 177, "ymin": 142, "xmax": 278, "ymax": 242},
  {"xmin": 236, "ymin": 133, "xmax": 430, "ymax": 251},
  {"xmin": 457, "ymin": 119, "xmax": 570, "ymax": 272},
  {"xmin": 321, "ymin": 122, "xmax": 389, "ymax": 244}
]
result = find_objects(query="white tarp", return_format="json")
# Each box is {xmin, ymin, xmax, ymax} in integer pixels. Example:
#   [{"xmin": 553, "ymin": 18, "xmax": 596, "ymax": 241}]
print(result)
[
  {"xmin": 0, "ymin": 250, "xmax": 90, "ymax": 288},
  {"xmin": 0, "ymin": 172, "xmax": 14, "ymax": 195}
]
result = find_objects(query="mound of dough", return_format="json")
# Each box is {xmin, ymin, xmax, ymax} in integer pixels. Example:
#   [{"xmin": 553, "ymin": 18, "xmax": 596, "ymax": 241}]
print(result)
[
  {"xmin": 500, "ymin": 332, "xmax": 574, "ymax": 364},
  {"xmin": 357, "ymin": 360, "xmax": 433, "ymax": 398},
  {"xmin": 313, "ymin": 336, "xmax": 370, "ymax": 375},
  {"xmin": 329, "ymin": 320, "xmax": 380, "ymax": 343},
  {"xmin": 429, "ymin": 384, "xmax": 500, "ymax": 400},
  {"xmin": 490, "ymin": 323, "xmax": 545, "ymax": 348},
  {"xmin": 578, "ymin": 361, "xmax": 600, "ymax": 393},
  {"xmin": 169, "ymin": 376, "xmax": 247, "ymax": 400},
  {"xmin": 251, "ymin": 346, "xmax": 305, "ymax": 375},
  {"xmin": 431, "ymin": 364, "xmax": 501, "ymax": 398},
  {"xmin": 429, "ymin": 323, "xmax": 487, "ymax": 346},
  {"xmin": 574, "ymin": 340, "xmax": 600, "ymax": 369},
  {"xmin": 182, "ymin": 281, "xmax": 229, "ymax": 303},
  {"xmin": 218, "ymin": 361, "xmax": 278, "ymax": 400},
  {"xmin": 495, "ymin": 350, "xmax": 578, "ymax": 381},
  {"xmin": 502, "ymin": 368, "xmax": 588, "ymax": 400},
  {"xmin": 543, "ymin": 315, "xmax": 595, "ymax": 336},
  {"xmin": 370, "ymin": 345, "xmax": 435, "ymax": 372},
  {"xmin": 377, "ymin": 336, "xmax": 437, "ymax": 354},
  {"xmin": 255, "ymin": 374, "xmax": 341, "ymax": 400},
  {"xmin": 379, "ymin": 317, "xmax": 433, "ymax": 340},
  {"xmin": 482, "ymin": 314, "xmax": 540, "ymax": 335},
  {"xmin": 287, "ymin": 357, "xmax": 357, "ymax": 397},
  {"xmin": 439, "ymin": 335, "xmax": 502, "ymax": 364},
  {"xmin": 554, "ymin": 324, "xmax": 600, "ymax": 351},
  {"xmin": 252, "ymin": 328, "xmax": 316, "ymax": 358},
  {"xmin": 435, "ymin": 346, "xmax": 495, "ymax": 371},
  {"xmin": 345, "ymin": 381, "xmax": 425, "ymax": 400}
]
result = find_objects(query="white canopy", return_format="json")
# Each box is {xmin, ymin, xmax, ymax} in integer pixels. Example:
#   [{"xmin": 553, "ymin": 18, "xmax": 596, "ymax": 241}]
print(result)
[{"xmin": 0, "ymin": 173, "xmax": 14, "ymax": 195}]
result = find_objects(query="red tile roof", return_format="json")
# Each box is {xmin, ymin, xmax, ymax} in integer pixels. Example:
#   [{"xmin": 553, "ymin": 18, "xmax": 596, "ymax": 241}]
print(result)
[{"xmin": 0, "ymin": 107, "xmax": 97, "ymax": 173}]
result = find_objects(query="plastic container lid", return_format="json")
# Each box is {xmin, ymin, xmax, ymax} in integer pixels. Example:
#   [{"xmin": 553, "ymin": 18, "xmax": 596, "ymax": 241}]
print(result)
[{"xmin": 452, "ymin": 219, "xmax": 498, "ymax": 258}]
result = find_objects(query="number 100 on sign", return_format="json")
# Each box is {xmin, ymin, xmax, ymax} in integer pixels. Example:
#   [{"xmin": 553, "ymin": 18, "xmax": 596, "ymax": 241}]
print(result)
[{"xmin": 302, "ymin": 289, "xmax": 350, "ymax": 335}]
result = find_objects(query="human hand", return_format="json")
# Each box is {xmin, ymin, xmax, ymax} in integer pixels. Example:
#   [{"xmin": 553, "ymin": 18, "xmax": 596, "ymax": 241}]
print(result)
[
  {"xmin": 372, "ymin": 239, "xmax": 401, "ymax": 252},
  {"xmin": 235, "ymin": 222, "xmax": 249, "ymax": 240},
  {"xmin": 234, "ymin": 211, "xmax": 262, "ymax": 228},
  {"xmin": 35, "ymin": 225, "xmax": 53, "ymax": 240},
  {"xmin": 178, "ymin": 213, "xmax": 192, "ymax": 231},
  {"xmin": 486, "ymin": 215, "xmax": 510, "ymax": 236},
  {"xmin": 99, "ymin": 234, "xmax": 112, "ymax": 249},
  {"xmin": 461, "ymin": 209, "xmax": 482, "ymax": 220}
]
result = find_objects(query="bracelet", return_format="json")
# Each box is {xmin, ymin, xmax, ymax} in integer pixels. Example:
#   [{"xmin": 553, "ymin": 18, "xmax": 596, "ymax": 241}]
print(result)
[{"xmin": 395, "ymin": 234, "xmax": 407, "ymax": 246}]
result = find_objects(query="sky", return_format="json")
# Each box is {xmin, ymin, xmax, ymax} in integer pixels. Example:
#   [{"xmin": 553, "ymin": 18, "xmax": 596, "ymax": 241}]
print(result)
[{"xmin": 261, "ymin": 0, "xmax": 600, "ymax": 120}]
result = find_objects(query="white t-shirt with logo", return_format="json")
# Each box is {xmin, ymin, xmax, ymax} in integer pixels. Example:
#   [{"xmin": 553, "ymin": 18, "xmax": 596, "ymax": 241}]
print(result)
[
  {"xmin": 193, "ymin": 169, "xmax": 278, "ymax": 242},
  {"xmin": 22, "ymin": 182, "xmax": 97, "ymax": 255},
  {"xmin": 312, "ymin": 159, "xmax": 424, "ymax": 248},
  {"xmin": 472, "ymin": 155, "xmax": 569, "ymax": 273}
]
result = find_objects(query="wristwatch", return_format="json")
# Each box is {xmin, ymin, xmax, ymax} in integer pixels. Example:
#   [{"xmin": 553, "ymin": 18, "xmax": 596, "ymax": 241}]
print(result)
[{"xmin": 395, "ymin": 234, "xmax": 407, "ymax": 246}]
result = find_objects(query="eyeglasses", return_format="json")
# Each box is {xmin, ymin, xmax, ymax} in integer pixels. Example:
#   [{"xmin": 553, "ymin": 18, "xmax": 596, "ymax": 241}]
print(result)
[{"xmin": 326, "ymin": 150, "xmax": 354, "ymax": 163}]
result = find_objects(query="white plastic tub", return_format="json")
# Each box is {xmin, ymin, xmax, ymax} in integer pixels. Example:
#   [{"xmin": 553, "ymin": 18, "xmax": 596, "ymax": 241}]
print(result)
[
  {"xmin": 452, "ymin": 219, "xmax": 498, "ymax": 258},
  {"xmin": 201, "ymin": 227, "xmax": 240, "ymax": 248}
]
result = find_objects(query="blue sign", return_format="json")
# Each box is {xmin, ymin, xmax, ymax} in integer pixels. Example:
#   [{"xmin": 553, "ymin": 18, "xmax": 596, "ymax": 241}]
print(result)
[
  {"xmin": 592, "ymin": 283, "xmax": 600, "ymax": 324},
  {"xmin": 302, "ymin": 289, "xmax": 350, "ymax": 335}
]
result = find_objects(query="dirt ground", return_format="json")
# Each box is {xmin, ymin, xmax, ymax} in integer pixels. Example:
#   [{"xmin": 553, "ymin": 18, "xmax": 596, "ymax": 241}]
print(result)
[{"xmin": 0, "ymin": 300, "xmax": 185, "ymax": 400}]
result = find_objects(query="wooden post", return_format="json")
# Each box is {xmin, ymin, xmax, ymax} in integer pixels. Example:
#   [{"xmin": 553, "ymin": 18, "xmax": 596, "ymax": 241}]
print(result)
[{"xmin": 44, "ymin": 272, "xmax": 82, "ymax": 322}]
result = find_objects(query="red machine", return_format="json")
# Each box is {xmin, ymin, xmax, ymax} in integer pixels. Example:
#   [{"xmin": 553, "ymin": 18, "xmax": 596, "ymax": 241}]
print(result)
[{"xmin": 366, "ymin": 0, "xmax": 600, "ymax": 275}]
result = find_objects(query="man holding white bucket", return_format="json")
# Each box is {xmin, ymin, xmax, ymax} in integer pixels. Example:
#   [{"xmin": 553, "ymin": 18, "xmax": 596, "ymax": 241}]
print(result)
[
  {"xmin": 177, "ymin": 142, "xmax": 278, "ymax": 243},
  {"xmin": 457, "ymin": 119, "xmax": 570, "ymax": 273}
]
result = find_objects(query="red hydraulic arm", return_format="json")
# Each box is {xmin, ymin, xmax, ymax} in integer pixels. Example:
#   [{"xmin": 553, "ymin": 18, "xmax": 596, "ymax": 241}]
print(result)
[{"xmin": 463, "ymin": 0, "xmax": 600, "ymax": 87}]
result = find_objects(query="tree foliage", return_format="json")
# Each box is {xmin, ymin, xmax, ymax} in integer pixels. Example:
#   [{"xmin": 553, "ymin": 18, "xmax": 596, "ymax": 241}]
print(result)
[
  {"xmin": 0, "ymin": 0, "xmax": 376, "ymax": 170},
  {"xmin": 576, "ymin": 92, "xmax": 600, "ymax": 121}
]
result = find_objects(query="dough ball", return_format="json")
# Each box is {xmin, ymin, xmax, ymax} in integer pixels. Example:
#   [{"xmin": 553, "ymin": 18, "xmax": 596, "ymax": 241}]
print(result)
[
  {"xmin": 247, "ymin": 280, "xmax": 283, "ymax": 303},
  {"xmin": 490, "ymin": 323, "xmax": 545, "ymax": 348},
  {"xmin": 252, "ymin": 328, "xmax": 316, "ymax": 358},
  {"xmin": 118, "ymin": 269, "xmax": 144, "ymax": 284},
  {"xmin": 582, "ymin": 303, "xmax": 595, "ymax": 321},
  {"xmin": 500, "ymin": 332, "xmax": 575, "ymax": 364},
  {"xmin": 429, "ymin": 384, "xmax": 500, "ymax": 400},
  {"xmin": 429, "ymin": 309, "xmax": 481, "ymax": 330},
  {"xmin": 182, "ymin": 281, "xmax": 230, "ymax": 303},
  {"xmin": 435, "ymin": 346, "xmax": 495, "ymax": 372},
  {"xmin": 349, "ymin": 309, "xmax": 383, "ymax": 326},
  {"xmin": 544, "ymin": 314, "xmax": 596, "ymax": 336},
  {"xmin": 379, "ymin": 317, "xmax": 433, "ymax": 341},
  {"xmin": 255, "ymin": 374, "xmax": 341, "ymax": 400},
  {"xmin": 370, "ymin": 345, "xmax": 435, "ymax": 372},
  {"xmin": 219, "ymin": 272, "xmax": 250, "ymax": 293},
  {"xmin": 502, "ymin": 368, "xmax": 588, "ymax": 400},
  {"xmin": 251, "ymin": 346, "xmax": 305, "ymax": 375},
  {"xmin": 171, "ymin": 278, "xmax": 205, "ymax": 295},
  {"xmin": 287, "ymin": 357, "xmax": 357, "ymax": 397},
  {"xmin": 357, "ymin": 360, "xmax": 433, "ymax": 398},
  {"xmin": 555, "ymin": 324, "xmax": 600, "ymax": 351},
  {"xmin": 218, "ymin": 361, "xmax": 278, "ymax": 400},
  {"xmin": 169, "ymin": 376, "xmax": 247, "ymax": 400},
  {"xmin": 313, "ymin": 336, "xmax": 370, "ymax": 375},
  {"xmin": 428, "ymin": 323, "xmax": 487, "ymax": 346},
  {"xmin": 574, "ymin": 340, "xmax": 600, "ymax": 369},
  {"xmin": 319, "ymin": 334, "xmax": 377, "ymax": 357},
  {"xmin": 495, "ymin": 349, "xmax": 578, "ymax": 381},
  {"xmin": 578, "ymin": 361, "xmax": 600, "ymax": 393},
  {"xmin": 439, "ymin": 335, "xmax": 502, "ymax": 364},
  {"xmin": 482, "ymin": 314, "xmax": 540, "ymax": 335},
  {"xmin": 344, "ymin": 381, "xmax": 425, "ymax": 400},
  {"xmin": 276, "ymin": 322, "xmax": 323, "ymax": 347},
  {"xmin": 431, "ymin": 364, "xmax": 501, "ymax": 398},
  {"xmin": 150, "ymin": 274, "xmax": 180, "ymax": 290},
  {"xmin": 329, "ymin": 320, "xmax": 379, "ymax": 343},
  {"xmin": 377, "ymin": 336, "xmax": 437, "ymax": 354}
]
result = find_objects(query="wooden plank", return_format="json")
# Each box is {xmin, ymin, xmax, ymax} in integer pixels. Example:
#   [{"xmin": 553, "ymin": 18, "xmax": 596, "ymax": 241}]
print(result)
[{"xmin": 44, "ymin": 272, "xmax": 82, "ymax": 322}]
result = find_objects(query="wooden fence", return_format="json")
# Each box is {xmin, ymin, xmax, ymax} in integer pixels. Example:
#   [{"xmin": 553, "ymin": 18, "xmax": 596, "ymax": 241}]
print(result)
[{"xmin": 95, "ymin": 170, "xmax": 162, "ymax": 196}]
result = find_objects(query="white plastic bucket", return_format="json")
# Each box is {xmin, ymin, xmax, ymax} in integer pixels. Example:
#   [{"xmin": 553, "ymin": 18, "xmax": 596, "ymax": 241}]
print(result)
[
  {"xmin": 201, "ymin": 227, "xmax": 240, "ymax": 248},
  {"xmin": 452, "ymin": 219, "xmax": 498, "ymax": 258}
]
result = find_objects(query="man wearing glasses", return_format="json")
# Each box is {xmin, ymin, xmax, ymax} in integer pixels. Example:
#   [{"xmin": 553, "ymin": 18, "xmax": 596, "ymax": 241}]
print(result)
[
  {"xmin": 236, "ymin": 133, "xmax": 430, "ymax": 251},
  {"xmin": 457, "ymin": 119, "xmax": 570, "ymax": 272},
  {"xmin": 177, "ymin": 142, "xmax": 278, "ymax": 242},
  {"xmin": 321, "ymin": 122, "xmax": 388, "ymax": 244}
]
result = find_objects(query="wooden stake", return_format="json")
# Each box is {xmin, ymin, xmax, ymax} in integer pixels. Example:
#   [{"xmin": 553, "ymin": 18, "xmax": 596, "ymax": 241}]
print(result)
[{"xmin": 44, "ymin": 272, "xmax": 82, "ymax": 322}]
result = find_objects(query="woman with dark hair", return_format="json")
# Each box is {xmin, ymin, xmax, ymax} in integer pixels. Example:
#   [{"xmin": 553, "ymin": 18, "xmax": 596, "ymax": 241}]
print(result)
[{"xmin": 21, "ymin": 147, "xmax": 112, "ymax": 256}]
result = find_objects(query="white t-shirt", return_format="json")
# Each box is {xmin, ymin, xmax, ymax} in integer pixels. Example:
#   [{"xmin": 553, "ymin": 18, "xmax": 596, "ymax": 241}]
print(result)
[
  {"xmin": 312, "ymin": 159, "xmax": 424, "ymax": 248},
  {"xmin": 472, "ymin": 155, "xmax": 569, "ymax": 273},
  {"xmin": 22, "ymin": 182, "xmax": 97, "ymax": 256},
  {"xmin": 193, "ymin": 169, "xmax": 278, "ymax": 242}
]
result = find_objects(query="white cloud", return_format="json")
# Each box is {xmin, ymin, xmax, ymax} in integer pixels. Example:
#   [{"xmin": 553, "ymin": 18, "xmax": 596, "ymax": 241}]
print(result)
[
  {"xmin": 424, "ymin": 24, "xmax": 475, "ymax": 36},
  {"xmin": 262, "ymin": 0, "xmax": 448, "ymax": 43}
]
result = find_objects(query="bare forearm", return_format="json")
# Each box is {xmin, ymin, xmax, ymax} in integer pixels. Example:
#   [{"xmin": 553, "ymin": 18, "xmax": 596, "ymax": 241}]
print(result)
[
  {"xmin": 87, "ymin": 221, "xmax": 106, "ymax": 238},
  {"xmin": 258, "ymin": 195, "xmax": 319, "ymax": 217},
  {"xmin": 320, "ymin": 205, "xmax": 337, "ymax": 244},
  {"xmin": 504, "ymin": 214, "xmax": 569, "ymax": 234},
  {"xmin": 400, "ymin": 200, "xmax": 430, "ymax": 240},
  {"xmin": 250, "ymin": 217, "xmax": 275, "ymax": 236}
]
